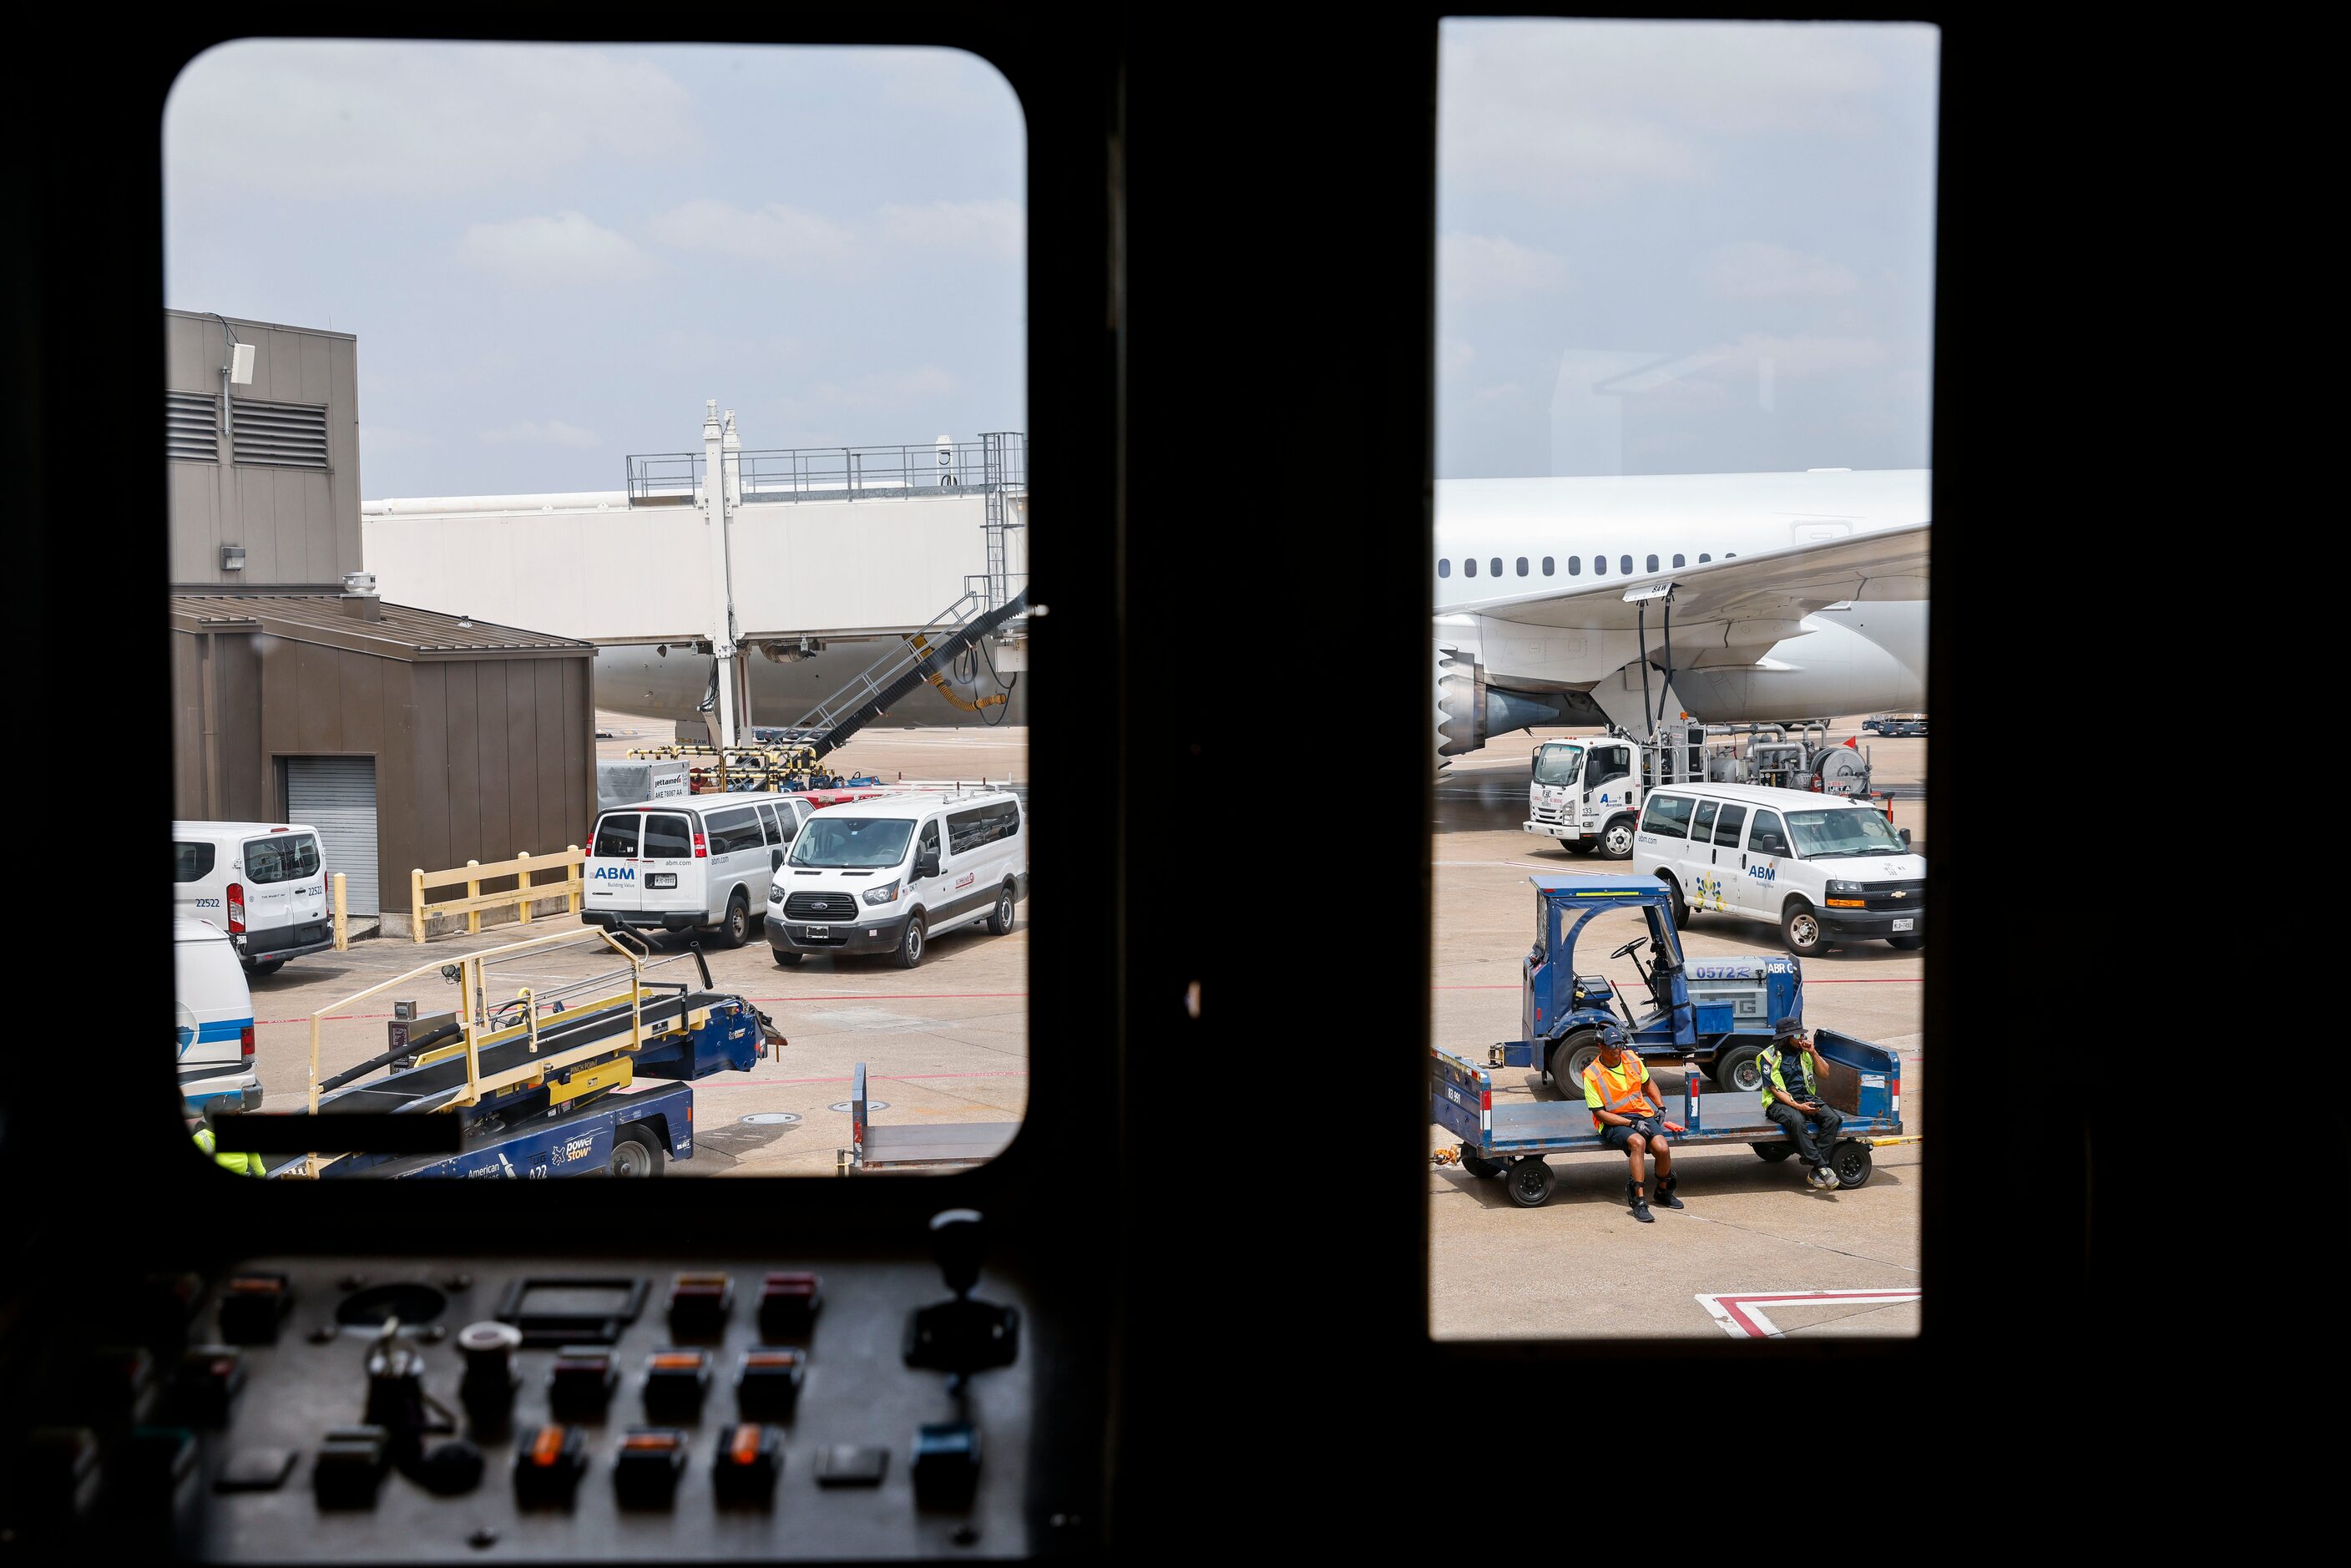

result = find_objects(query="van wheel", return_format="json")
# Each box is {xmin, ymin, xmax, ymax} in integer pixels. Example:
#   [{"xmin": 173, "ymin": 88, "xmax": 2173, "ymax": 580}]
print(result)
[
  {"xmin": 713, "ymin": 894, "xmax": 750, "ymax": 949},
  {"xmin": 1782, "ymin": 899, "xmax": 1825, "ymax": 956},
  {"xmin": 1888, "ymin": 933, "xmax": 1924, "ymax": 950},
  {"xmin": 895, "ymin": 913, "xmax": 927, "ymax": 970},
  {"xmin": 986, "ymin": 884, "xmax": 1016, "ymax": 935},
  {"xmin": 608, "ymin": 1130, "xmax": 664, "ymax": 1177},
  {"xmin": 1597, "ymin": 819, "xmax": 1636, "ymax": 859},
  {"xmin": 1656, "ymin": 873, "xmax": 1690, "ymax": 930},
  {"xmin": 771, "ymin": 949, "xmax": 804, "ymax": 968}
]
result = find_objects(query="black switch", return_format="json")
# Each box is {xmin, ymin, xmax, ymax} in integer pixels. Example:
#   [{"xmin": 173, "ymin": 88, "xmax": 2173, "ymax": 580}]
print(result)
[
  {"xmin": 732, "ymin": 1348, "xmax": 806, "ymax": 1421},
  {"xmin": 641, "ymin": 1350, "xmax": 710, "ymax": 1423},
  {"xmin": 814, "ymin": 1444, "xmax": 888, "ymax": 1488},
  {"xmin": 218, "ymin": 1273, "xmax": 292, "ymax": 1346},
  {"xmin": 312, "ymin": 1426, "xmax": 391, "ymax": 1510},
  {"xmin": 906, "ymin": 1211, "xmax": 1019, "ymax": 1373},
  {"xmin": 666, "ymin": 1272, "xmax": 732, "ymax": 1341},
  {"xmin": 711, "ymin": 1424, "xmax": 783, "ymax": 1508},
  {"xmin": 457, "ymin": 1321, "xmax": 522, "ymax": 1440},
  {"xmin": 172, "ymin": 1346, "xmax": 245, "ymax": 1426},
  {"xmin": 756, "ymin": 1272, "xmax": 822, "ymax": 1340},
  {"xmin": 911, "ymin": 1422, "xmax": 981, "ymax": 1510},
  {"xmin": 548, "ymin": 1348, "xmax": 618, "ymax": 1422},
  {"xmin": 612, "ymin": 1428, "xmax": 688, "ymax": 1510},
  {"xmin": 512, "ymin": 1424, "xmax": 589, "ymax": 1509}
]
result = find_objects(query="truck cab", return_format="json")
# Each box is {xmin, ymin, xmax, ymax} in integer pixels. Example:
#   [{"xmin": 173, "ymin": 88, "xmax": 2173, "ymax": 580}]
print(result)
[
  {"xmin": 1493, "ymin": 873, "xmax": 1804, "ymax": 1097},
  {"xmin": 1524, "ymin": 737, "xmax": 1642, "ymax": 858}
]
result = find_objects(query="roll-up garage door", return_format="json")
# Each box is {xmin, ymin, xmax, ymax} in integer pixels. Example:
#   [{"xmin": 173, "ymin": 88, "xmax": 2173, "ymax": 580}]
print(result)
[{"xmin": 286, "ymin": 756, "xmax": 380, "ymax": 914}]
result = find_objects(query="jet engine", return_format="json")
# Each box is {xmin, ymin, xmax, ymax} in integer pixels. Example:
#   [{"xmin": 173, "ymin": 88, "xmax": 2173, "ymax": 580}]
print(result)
[{"xmin": 1437, "ymin": 646, "xmax": 1573, "ymax": 761}]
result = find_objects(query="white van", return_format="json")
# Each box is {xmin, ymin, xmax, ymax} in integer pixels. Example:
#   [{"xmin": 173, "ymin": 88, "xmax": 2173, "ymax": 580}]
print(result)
[
  {"xmin": 767, "ymin": 790, "xmax": 1027, "ymax": 969},
  {"xmin": 1631, "ymin": 781, "xmax": 1924, "ymax": 956},
  {"xmin": 174, "ymin": 917, "xmax": 261, "ymax": 1113},
  {"xmin": 581, "ymin": 792, "xmax": 818, "ymax": 948},
  {"xmin": 171, "ymin": 822, "xmax": 334, "ymax": 975}
]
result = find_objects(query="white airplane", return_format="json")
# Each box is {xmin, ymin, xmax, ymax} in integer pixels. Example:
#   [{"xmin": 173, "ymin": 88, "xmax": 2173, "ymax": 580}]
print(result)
[
  {"xmin": 1431, "ymin": 468, "xmax": 1928, "ymax": 760},
  {"xmin": 597, "ymin": 466, "xmax": 1927, "ymax": 754}
]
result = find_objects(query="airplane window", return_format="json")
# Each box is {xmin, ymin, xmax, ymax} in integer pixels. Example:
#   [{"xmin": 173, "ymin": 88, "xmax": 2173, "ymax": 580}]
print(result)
[
  {"xmin": 1541, "ymin": 556, "xmax": 1554, "ymax": 575},
  {"xmin": 1671, "ymin": 553, "xmax": 1684, "ymax": 568},
  {"xmin": 1594, "ymin": 554, "xmax": 1607, "ymax": 575},
  {"xmin": 1438, "ymin": 558, "xmax": 1451, "ymax": 579},
  {"xmin": 1726, "ymin": 552, "xmax": 1737, "ymax": 559},
  {"xmin": 1489, "ymin": 557, "xmax": 1503, "ymax": 577},
  {"xmin": 1515, "ymin": 557, "xmax": 1528, "ymax": 577},
  {"xmin": 1700, "ymin": 553, "xmax": 1711, "ymax": 563},
  {"xmin": 1619, "ymin": 554, "xmax": 1632, "ymax": 574},
  {"xmin": 164, "ymin": 39, "xmax": 1034, "ymax": 1181},
  {"xmin": 1646, "ymin": 554, "xmax": 1659, "ymax": 573},
  {"xmin": 1568, "ymin": 556, "xmax": 1580, "ymax": 575},
  {"xmin": 1465, "ymin": 558, "xmax": 1478, "ymax": 577}
]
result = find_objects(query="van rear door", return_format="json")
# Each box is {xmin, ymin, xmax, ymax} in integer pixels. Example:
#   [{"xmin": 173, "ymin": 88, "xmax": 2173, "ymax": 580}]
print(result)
[
  {"xmin": 640, "ymin": 811, "xmax": 701, "ymax": 920},
  {"xmin": 586, "ymin": 812, "xmax": 645, "ymax": 913},
  {"xmin": 241, "ymin": 831, "xmax": 325, "ymax": 939}
]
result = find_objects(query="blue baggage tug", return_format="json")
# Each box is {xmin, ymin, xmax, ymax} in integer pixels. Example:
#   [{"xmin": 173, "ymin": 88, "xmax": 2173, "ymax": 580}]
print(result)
[
  {"xmin": 1438, "ymin": 873, "xmax": 1904, "ymax": 1207},
  {"xmin": 1491, "ymin": 874, "xmax": 1802, "ymax": 1095}
]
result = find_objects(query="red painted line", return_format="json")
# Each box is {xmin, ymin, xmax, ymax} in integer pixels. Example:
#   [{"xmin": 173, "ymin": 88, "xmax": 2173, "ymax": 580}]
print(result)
[{"xmin": 694, "ymin": 1071, "xmax": 1029, "ymax": 1088}]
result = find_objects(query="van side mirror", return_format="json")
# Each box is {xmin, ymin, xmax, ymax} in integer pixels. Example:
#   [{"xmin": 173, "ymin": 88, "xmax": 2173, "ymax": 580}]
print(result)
[
  {"xmin": 771, "ymin": 848, "xmax": 785, "ymax": 871},
  {"xmin": 1897, "ymin": 827, "xmax": 1911, "ymax": 849},
  {"xmin": 916, "ymin": 851, "xmax": 940, "ymax": 879}
]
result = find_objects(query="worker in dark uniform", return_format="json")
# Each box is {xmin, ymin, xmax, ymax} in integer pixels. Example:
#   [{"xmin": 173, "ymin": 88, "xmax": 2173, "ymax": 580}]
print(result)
[
  {"xmin": 1581, "ymin": 1025, "xmax": 1685, "ymax": 1222},
  {"xmin": 1760, "ymin": 1020, "xmax": 1844, "ymax": 1189}
]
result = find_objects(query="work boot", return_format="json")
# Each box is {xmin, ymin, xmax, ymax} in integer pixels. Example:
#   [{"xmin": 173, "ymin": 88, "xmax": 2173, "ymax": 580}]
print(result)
[
  {"xmin": 1652, "ymin": 1172, "xmax": 1683, "ymax": 1210},
  {"xmin": 1817, "ymin": 1163, "xmax": 1841, "ymax": 1191},
  {"xmin": 1627, "ymin": 1181, "xmax": 1653, "ymax": 1223}
]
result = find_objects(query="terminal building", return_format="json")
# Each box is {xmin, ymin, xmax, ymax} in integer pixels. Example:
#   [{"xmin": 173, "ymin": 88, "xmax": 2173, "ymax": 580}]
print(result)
[{"xmin": 164, "ymin": 309, "xmax": 594, "ymax": 929}]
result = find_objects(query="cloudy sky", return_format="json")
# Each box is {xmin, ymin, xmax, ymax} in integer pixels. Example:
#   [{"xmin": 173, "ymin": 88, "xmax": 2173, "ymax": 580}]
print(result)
[
  {"xmin": 165, "ymin": 43, "xmax": 1025, "ymax": 498},
  {"xmin": 1438, "ymin": 20, "xmax": 1939, "ymax": 479}
]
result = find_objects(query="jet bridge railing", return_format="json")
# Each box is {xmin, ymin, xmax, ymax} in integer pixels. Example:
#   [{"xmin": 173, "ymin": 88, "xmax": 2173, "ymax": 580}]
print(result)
[{"xmin": 626, "ymin": 436, "xmax": 1025, "ymax": 506}]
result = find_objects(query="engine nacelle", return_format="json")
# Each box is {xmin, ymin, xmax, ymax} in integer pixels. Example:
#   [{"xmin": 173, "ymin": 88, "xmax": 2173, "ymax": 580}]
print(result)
[{"xmin": 1436, "ymin": 649, "xmax": 1488, "ymax": 758}]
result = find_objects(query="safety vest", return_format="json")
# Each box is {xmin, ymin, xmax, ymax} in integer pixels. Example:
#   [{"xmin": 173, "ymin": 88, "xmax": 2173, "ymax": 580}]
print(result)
[
  {"xmin": 1759, "ymin": 1043, "xmax": 1817, "ymax": 1110},
  {"xmin": 193, "ymin": 1125, "xmax": 262, "ymax": 1178},
  {"xmin": 1582, "ymin": 1053, "xmax": 1655, "ymax": 1131}
]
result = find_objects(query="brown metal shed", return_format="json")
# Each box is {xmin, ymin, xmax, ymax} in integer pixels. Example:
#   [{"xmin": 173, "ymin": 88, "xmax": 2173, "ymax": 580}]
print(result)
[{"xmin": 169, "ymin": 594, "xmax": 596, "ymax": 932}]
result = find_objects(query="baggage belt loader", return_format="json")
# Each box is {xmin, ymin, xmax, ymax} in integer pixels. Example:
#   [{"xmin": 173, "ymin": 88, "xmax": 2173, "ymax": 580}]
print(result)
[
  {"xmin": 265, "ymin": 928, "xmax": 786, "ymax": 1180},
  {"xmin": 1493, "ymin": 873, "xmax": 1803, "ymax": 1099},
  {"xmin": 1433, "ymin": 1029, "xmax": 1906, "ymax": 1208}
]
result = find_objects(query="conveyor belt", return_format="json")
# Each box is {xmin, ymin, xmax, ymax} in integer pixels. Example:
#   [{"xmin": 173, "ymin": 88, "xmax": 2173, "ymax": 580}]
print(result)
[{"xmin": 318, "ymin": 991, "xmax": 726, "ymax": 1114}]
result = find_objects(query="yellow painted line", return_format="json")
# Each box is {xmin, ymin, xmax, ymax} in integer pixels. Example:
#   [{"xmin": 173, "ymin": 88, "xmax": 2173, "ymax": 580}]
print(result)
[{"xmin": 1866, "ymin": 1135, "xmax": 1922, "ymax": 1146}]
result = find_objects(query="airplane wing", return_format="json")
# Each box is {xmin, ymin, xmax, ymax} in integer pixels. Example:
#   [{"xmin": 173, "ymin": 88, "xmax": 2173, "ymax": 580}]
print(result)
[{"xmin": 1446, "ymin": 523, "xmax": 1928, "ymax": 645}]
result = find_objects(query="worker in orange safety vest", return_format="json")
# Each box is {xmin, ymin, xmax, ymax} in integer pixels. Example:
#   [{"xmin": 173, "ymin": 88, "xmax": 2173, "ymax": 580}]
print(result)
[{"xmin": 1581, "ymin": 1024, "xmax": 1686, "ymax": 1223}]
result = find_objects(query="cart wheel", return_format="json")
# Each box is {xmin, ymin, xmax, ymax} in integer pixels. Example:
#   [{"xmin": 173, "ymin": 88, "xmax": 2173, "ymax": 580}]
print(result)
[
  {"xmin": 1713, "ymin": 1043, "xmax": 1765, "ymax": 1096},
  {"xmin": 1752, "ymin": 1142, "xmax": 1796, "ymax": 1162},
  {"xmin": 1460, "ymin": 1148, "xmax": 1504, "ymax": 1180},
  {"xmin": 1505, "ymin": 1158, "xmax": 1555, "ymax": 1208},
  {"xmin": 1828, "ymin": 1141, "xmax": 1873, "ymax": 1190}
]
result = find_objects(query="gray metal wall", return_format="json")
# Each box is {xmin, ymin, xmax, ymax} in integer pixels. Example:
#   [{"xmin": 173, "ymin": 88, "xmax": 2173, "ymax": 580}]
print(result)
[
  {"xmin": 165, "ymin": 311, "xmax": 361, "ymax": 591},
  {"xmin": 170, "ymin": 630, "xmax": 597, "ymax": 924}
]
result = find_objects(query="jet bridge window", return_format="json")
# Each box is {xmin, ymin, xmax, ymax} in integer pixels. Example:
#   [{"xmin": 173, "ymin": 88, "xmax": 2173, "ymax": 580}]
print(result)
[{"xmin": 1438, "ymin": 558, "xmax": 1451, "ymax": 579}]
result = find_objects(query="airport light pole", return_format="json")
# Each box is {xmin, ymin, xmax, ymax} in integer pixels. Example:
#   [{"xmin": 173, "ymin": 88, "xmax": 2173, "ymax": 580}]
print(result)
[{"xmin": 700, "ymin": 399, "xmax": 740, "ymax": 749}]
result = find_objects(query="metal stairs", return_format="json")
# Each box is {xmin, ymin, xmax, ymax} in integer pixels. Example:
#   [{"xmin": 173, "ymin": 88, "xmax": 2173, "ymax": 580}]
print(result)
[{"xmin": 768, "ymin": 587, "xmax": 1029, "ymax": 758}]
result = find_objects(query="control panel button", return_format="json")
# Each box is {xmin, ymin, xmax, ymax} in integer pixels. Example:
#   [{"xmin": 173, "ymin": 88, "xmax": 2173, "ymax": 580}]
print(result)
[
  {"xmin": 711, "ymin": 1424, "xmax": 783, "ymax": 1508},
  {"xmin": 312, "ymin": 1425, "xmax": 391, "ymax": 1510},
  {"xmin": 756, "ymin": 1272, "xmax": 822, "ymax": 1340},
  {"xmin": 457, "ymin": 1321, "xmax": 523, "ymax": 1439},
  {"xmin": 665, "ymin": 1272, "xmax": 733, "ymax": 1341},
  {"xmin": 213, "ymin": 1445, "xmax": 297, "ymax": 1494},
  {"xmin": 641, "ymin": 1349, "xmax": 711, "ymax": 1423},
  {"xmin": 612, "ymin": 1428, "xmax": 689, "ymax": 1510},
  {"xmin": 415, "ymin": 1438, "xmax": 486, "ymax": 1496},
  {"xmin": 172, "ymin": 1346, "xmax": 246, "ymax": 1426},
  {"xmin": 548, "ymin": 1348, "xmax": 618, "ymax": 1422},
  {"xmin": 733, "ymin": 1348, "xmax": 806, "ymax": 1421},
  {"xmin": 218, "ymin": 1272, "xmax": 292, "ymax": 1346},
  {"xmin": 814, "ymin": 1444, "xmax": 890, "ymax": 1488},
  {"xmin": 911, "ymin": 1422, "xmax": 981, "ymax": 1510},
  {"xmin": 512, "ymin": 1424, "xmax": 589, "ymax": 1509}
]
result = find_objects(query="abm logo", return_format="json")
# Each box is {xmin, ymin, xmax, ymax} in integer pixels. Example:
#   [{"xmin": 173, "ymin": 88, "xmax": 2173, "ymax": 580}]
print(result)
[{"xmin": 590, "ymin": 865, "xmax": 637, "ymax": 882}]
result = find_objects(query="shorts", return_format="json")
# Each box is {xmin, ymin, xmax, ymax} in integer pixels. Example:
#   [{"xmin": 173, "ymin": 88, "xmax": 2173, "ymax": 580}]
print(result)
[{"xmin": 1600, "ymin": 1115, "xmax": 1666, "ymax": 1151}]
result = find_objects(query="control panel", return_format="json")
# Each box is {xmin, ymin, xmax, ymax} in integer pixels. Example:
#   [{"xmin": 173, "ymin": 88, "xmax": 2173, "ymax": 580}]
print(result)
[{"xmin": 3, "ymin": 1212, "xmax": 1075, "ymax": 1561}]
